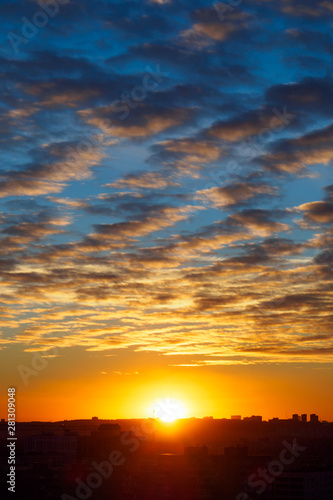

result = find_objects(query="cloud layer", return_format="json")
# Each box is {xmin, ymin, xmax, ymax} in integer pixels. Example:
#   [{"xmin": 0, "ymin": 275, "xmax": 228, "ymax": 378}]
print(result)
[{"xmin": 0, "ymin": 0, "xmax": 332, "ymax": 367}]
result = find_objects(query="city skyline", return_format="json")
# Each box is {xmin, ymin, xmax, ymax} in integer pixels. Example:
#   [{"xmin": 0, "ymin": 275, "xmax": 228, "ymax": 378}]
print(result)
[
  {"xmin": 1, "ymin": 413, "xmax": 327, "ymax": 423},
  {"xmin": 2, "ymin": 412, "xmax": 333, "ymax": 499}
]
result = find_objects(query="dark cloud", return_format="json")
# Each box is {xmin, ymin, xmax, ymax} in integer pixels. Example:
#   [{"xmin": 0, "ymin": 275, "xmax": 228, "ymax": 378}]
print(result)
[
  {"xmin": 266, "ymin": 77, "xmax": 333, "ymax": 118},
  {"xmin": 227, "ymin": 209, "xmax": 290, "ymax": 236},
  {"xmin": 298, "ymin": 201, "xmax": 333, "ymax": 224},
  {"xmin": 261, "ymin": 122, "xmax": 333, "ymax": 173},
  {"xmin": 196, "ymin": 182, "xmax": 276, "ymax": 207}
]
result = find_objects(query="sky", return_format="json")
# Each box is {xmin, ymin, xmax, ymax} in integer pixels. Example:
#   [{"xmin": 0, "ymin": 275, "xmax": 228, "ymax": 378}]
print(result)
[{"xmin": 0, "ymin": 0, "xmax": 333, "ymax": 422}]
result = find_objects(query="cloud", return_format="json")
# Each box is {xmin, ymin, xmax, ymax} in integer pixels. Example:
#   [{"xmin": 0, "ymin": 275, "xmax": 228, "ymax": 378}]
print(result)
[
  {"xmin": 262, "ymin": 122, "xmax": 333, "ymax": 173},
  {"xmin": 186, "ymin": 6, "xmax": 249, "ymax": 42},
  {"xmin": 109, "ymin": 171, "xmax": 179, "ymax": 190},
  {"xmin": 228, "ymin": 209, "xmax": 290, "ymax": 236},
  {"xmin": 266, "ymin": 77, "xmax": 333, "ymax": 118},
  {"xmin": 0, "ymin": 139, "xmax": 108, "ymax": 198},
  {"xmin": 280, "ymin": 0, "xmax": 333, "ymax": 17},
  {"xmin": 79, "ymin": 105, "xmax": 192, "ymax": 139},
  {"xmin": 196, "ymin": 182, "xmax": 276, "ymax": 207},
  {"xmin": 20, "ymin": 80, "xmax": 101, "ymax": 108},
  {"xmin": 208, "ymin": 107, "xmax": 295, "ymax": 142},
  {"xmin": 298, "ymin": 201, "xmax": 333, "ymax": 223},
  {"xmin": 148, "ymin": 137, "xmax": 222, "ymax": 175},
  {"xmin": 89, "ymin": 205, "xmax": 202, "ymax": 241},
  {"xmin": 160, "ymin": 138, "xmax": 221, "ymax": 162},
  {"xmin": 0, "ymin": 0, "xmax": 332, "ymax": 367},
  {"xmin": 0, "ymin": 179, "xmax": 65, "ymax": 198}
]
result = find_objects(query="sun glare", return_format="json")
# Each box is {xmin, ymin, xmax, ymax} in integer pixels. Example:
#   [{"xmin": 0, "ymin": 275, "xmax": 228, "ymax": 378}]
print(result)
[{"xmin": 153, "ymin": 398, "xmax": 186, "ymax": 422}]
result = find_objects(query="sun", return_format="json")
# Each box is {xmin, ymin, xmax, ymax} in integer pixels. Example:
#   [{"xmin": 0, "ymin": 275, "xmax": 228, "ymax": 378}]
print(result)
[{"xmin": 153, "ymin": 398, "xmax": 186, "ymax": 422}]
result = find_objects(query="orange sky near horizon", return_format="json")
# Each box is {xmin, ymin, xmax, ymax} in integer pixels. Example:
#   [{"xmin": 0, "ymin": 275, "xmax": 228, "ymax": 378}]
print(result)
[{"xmin": 1, "ymin": 346, "xmax": 332, "ymax": 422}]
